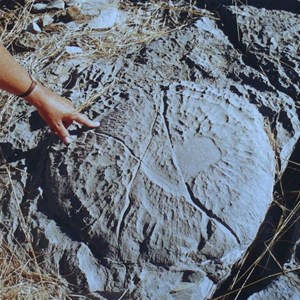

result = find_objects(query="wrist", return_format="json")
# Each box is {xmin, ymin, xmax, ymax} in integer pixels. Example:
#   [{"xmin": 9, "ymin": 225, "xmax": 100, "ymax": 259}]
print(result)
[
  {"xmin": 24, "ymin": 82, "xmax": 48, "ymax": 109},
  {"xmin": 18, "ymin": 76, "xmax": 37, "ymax": 98}
]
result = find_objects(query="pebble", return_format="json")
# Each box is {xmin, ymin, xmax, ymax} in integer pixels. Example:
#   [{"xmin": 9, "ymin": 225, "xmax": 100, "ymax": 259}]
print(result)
[
  {"xmin": 27, "ymin": 22, "xmax": 42, "ymax": 33},
  {"xmin": 42, "ymin": 14, "xmax": 55, "ymax": 27},
  {"xmin": 65, "ymin": 46, "xmax": 83, "ymax": 54},
  {"xmin": 32, "ymin": 1, "xmax": 65, "ymax": 13},
  {"xmin": 88, "ymin": 7, "xmax": 121, "ymax": 30}
]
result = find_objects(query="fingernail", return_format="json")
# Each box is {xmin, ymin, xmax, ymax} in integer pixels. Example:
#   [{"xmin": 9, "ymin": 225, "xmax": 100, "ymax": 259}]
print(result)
[
  {"xmin": 64, "ymin": 136, "xmax": 71, "ymax": 144},
  {"xmin": 94, "ymin": 121, "xmax": 100, "ymax": 127}
]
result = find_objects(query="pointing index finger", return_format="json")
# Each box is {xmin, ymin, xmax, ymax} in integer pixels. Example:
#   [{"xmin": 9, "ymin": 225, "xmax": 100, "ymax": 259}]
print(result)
[{"xmin": 74, "ymin": 113, "xmax": 100, "ymax": 128}]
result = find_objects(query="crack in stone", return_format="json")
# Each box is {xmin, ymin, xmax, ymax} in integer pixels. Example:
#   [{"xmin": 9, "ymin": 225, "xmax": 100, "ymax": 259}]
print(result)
[
  {"xmin": 116, "ymin": 162, "xmax": 140, "ymax": 243},
  {"xmin": 94, "ymin": 132, "xmax": 140, "ymax": 161},
  {"xmin": 185, "ymin": 183, "xmax": 240, "ymax": 245},
  {"xmin": 159, "ymin": 87, "xmax": 240, "ymax": 244},
  {"xmin": 115, "ymin": 109, "xmax": 160, "ymax": 242}
]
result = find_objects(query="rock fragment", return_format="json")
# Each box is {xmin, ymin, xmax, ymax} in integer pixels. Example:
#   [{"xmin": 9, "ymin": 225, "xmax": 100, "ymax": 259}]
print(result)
[
  {"xmin": 32, "ymin": 1, "xmax": 65, "ymax": 13},
  {"xmin": 42, "ymin": 14, "xmax": 55, "ymax": 27},
  {"xmin": 88, "ymin": 7, "xmax": 123, "ymax": 30},
  {"xmin": 26, "ymin": 21, "xmax": 42, "ymax": 33},
  {"xmin": 65, "ymin": 46, "xmax": 83, "ymax": 54}
]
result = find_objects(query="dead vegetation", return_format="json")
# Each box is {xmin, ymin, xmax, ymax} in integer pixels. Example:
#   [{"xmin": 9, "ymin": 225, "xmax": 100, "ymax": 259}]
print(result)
[
  {"xmin": 0, "ymin": 242, "xmax": 68, "ymax": 299},
  {"xmin": 0, "ymin": 163, "xmax": 75, "ymax": 299}
]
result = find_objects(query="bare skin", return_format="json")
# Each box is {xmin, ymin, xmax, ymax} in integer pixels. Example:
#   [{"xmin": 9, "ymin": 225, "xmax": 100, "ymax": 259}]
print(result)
[{"xmin": 0, "ymin": 43, "xmax": 100, "ymax": 144}]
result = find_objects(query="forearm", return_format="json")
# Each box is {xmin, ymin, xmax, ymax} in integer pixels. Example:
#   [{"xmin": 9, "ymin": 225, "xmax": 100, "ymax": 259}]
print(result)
[
  {"xmin": 0, "ymin": 43, "xmax": 32, "ymax": 97},
  {"xmin": 0, "ymin": 43, "xmax": 59, "ymax": 109},
  {"xmin": 0, "ymin": 43, "xmax": 99, "ymax": 144}
]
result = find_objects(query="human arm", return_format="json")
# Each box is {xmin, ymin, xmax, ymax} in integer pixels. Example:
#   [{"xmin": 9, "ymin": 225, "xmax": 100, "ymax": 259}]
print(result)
[{"xmin": 0, "ymin": 43, "xmax": 99, "ymax": 144}]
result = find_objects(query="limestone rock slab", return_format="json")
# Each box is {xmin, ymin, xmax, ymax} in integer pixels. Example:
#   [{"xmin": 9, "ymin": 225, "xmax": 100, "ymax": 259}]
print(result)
[
  {"xmin": 29, "ymin": 18, "xmax": 288, "ymax": 298},
  {"xmin": 1, "ymin": 6, "xmax": 300, "ymax": 300}
]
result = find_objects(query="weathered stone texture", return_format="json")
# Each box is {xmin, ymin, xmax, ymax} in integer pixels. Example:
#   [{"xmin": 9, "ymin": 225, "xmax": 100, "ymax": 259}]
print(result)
[
  {"xmin": 25, "ymin": 18, "xmax": 295, "ymax": 298},
  {"xmin": 1, "ymin": 2, "xmax": 300, "ymax": 299},
  {"xmin": 248, "ymin": 272, "xmax": 300, "ymax": 300},
  {"xmin": 224, "ymin": 6, "xmax": 300, "ymax": 101}
]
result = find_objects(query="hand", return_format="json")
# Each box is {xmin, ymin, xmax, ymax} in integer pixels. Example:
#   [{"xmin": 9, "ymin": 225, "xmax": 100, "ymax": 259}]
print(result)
[{"xmin": 26, "ymin": 83, "xmax": 100, "ymax": 144}]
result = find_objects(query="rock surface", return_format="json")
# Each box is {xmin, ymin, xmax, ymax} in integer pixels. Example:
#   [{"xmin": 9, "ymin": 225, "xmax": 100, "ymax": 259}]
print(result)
[
  {"xmin": 248, "ymin": 273, "xmax": 300, "ymax": 300},
  {"xmin": 221, "ymin": 5, "xmax": 300, "ymax": 108},
  {"xmin": 0, "ymin": 1, "xmax": 300, "ymax": 299}
]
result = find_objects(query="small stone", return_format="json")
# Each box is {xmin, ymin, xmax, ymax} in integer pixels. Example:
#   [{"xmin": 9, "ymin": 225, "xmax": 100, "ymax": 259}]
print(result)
[
  {"xmin": 88, "ymin": 7, "xmax": 121, "ymax": 30},
  {"xmin": 27, "ymin": 22, "xmax": 42, "ymax": 34},
  {"xmin": 42, "ymin": 14, "xmax": 54, "ymax": 27},
  {"xmin": 32, "ymin": 1, "xmax": 65, "ymax": 13},
  {"xmin": 65, "ymin": 21, "xmax": 81, "ymax": 31},
  {"xmin": 65, "ymin": 46, "xmax": 83, "ymax": 54},
  {"xmin": 32, "ymin": 3, "xmax": 47, "ymax": 12}
]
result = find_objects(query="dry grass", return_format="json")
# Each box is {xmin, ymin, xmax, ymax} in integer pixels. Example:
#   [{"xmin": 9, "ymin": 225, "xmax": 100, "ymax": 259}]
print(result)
[
  {"xmin": 0, "ymin": 242, "xmax": 67, "ymax": 300},
  {"xmin": 0, "ymin": 163, "xmax": 75, "ymax": 299}
]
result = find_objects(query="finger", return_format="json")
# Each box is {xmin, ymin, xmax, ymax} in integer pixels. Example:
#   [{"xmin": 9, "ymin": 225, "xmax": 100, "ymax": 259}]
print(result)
[
  {"xmin": 73, "ymin": 113, "xmax": 100, "ymax": 128},
  {"xmin": 54, "ymin": 122, "xmax": 71, "ymax": 144},
  {"xmin": 49, "ymin": 127, "xmax": 57, "ymax": 134}
]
